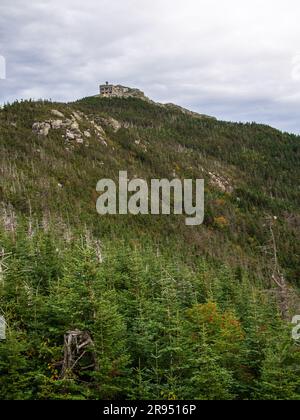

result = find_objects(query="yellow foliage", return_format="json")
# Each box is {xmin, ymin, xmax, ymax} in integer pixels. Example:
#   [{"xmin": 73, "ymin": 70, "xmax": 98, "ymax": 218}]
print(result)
[
  {"xmin": 214, "ymin": 216, "xmax": 229, "ymax": 229},
  {"xmin": 215, "ymin": 198, "xmax": 226, "ymax": 206},
  {"xmin": 186, "ymin": 302, "xmax": 245, "ymax": 344}
]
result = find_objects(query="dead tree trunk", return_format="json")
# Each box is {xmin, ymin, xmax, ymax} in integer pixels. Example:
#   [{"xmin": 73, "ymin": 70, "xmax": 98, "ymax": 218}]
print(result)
[
  {"xmin": 268, "ymin": 218, "xmax": 290, "ymax": 320},
  {"xmin": 60, "ymin": 330, "xmax": 98, "ymax": 379},
  {"xmin": 0, "ymin": 248, "xmax": 11, "ymax": 287}
]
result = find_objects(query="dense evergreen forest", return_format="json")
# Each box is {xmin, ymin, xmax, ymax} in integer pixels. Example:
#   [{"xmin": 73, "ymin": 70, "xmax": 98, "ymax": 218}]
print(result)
[{"xmin": 0, "ymin": 96, "xmax": 299, "ymax": 400}]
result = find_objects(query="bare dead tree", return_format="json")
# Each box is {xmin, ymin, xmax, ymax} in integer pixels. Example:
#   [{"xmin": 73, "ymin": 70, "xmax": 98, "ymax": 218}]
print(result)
[
  {"xmin": 95, "ymin": 240, "xmax": 103, "ymax": 264},
  {"xmin": 1, "ymin": 204, "xmax": 17, "ymax": 238},
  {"xmin": 27, "ymin": 200, "xmax": 35, "ymax": 238},
  {"xmin": 60, "ymin": 330, "xmax": 98, "ymax": 379},
  {"xmin": 0, "ymin": 248, "xmax": 11, "ymax": 287},
  {"xmin": 267, "ymin": 216, "xmax": 290, "ymax": 320}
]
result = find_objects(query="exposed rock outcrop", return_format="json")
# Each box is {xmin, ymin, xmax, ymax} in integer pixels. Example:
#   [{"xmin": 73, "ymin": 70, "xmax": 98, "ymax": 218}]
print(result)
[
  {"xmin": 100, "ymin": 83, "xmax": 148, "ymax": 100},
  {"xmin": 97, "ymin": 116, "xmax": 122, "ymax": 133},
  {"xmin": 32, "ymin": 108, "xmax": 111, "ymax": 150},
  {"xmin": 51, "ymin": 109, "xmax": 65, "ymax": 118},
  {"xmin": 208, "ymin": 172, "xmax": 233, "ymax": 194},
  {"xmin": 51, "ymin": 120, "xmax": 64, "ymax": 130},
  {"xmin": 32, "ymin": 122, "xmax": 51, "ymax": 136}
]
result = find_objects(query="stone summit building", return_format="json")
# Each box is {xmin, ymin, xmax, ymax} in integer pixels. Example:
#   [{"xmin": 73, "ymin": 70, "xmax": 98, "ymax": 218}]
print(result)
[
  {"xmin": 99, "ymin": 82, "xmax": 145, "ymax": 99},
  {"xmin": 100, "ymin": 82, "xmax": 130, "ymax": 97}
]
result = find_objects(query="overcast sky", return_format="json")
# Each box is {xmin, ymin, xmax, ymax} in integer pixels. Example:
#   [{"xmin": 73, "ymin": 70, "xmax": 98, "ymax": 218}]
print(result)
[{"xmin": 1, "ymin": 0, "xmax": 300, "ymax": 133}]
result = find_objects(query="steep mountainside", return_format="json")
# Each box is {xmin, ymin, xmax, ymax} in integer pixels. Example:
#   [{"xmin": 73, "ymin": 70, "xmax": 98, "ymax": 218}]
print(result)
[
  {"xmin": 1, "ymin": 97, "xmax": 299, "ymax": 284},
  {"xmin": 0, "ymin": 95, "xmax": 300, "ymax": 400}
]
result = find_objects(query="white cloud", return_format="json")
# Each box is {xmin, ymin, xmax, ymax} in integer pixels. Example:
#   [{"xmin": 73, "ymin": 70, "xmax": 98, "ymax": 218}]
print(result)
[{"xmin": 0, "ymin": 0, "xmax": 300, "ymax": 132}]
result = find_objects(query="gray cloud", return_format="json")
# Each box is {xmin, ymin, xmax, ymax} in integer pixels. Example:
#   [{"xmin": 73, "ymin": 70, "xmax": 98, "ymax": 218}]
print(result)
[{"xmin": 1, "ymin": 0, "xmax": 300, "ymax": 133}]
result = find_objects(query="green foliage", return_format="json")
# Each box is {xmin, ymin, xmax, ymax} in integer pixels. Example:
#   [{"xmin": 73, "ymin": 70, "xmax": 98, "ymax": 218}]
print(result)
[
  {"xmin": 0, "ymin": 97, "xmax": 299, "ymax": 284},
  {"xmin": 0, "ymin": 226, "xmax": 299, "ymax": 400},
  {"xmin": 0, "ymin": 97, "xmax": 299, "ymax": 400}
]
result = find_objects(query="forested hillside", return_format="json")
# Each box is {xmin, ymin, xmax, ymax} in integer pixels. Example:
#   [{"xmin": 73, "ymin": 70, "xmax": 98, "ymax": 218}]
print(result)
[{"xmin": 0, "ymin": 96, "xmax": 299, "ymax": 400}]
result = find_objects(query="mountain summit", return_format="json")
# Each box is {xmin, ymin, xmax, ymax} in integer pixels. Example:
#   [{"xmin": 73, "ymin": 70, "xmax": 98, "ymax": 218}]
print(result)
[
  {"xmin": 99, "ymin": 82, "xmax": 147, "ymax": 100},
  {"xmin": 99, "ymin": 82, "xmax": 215, "ymax": 119}
]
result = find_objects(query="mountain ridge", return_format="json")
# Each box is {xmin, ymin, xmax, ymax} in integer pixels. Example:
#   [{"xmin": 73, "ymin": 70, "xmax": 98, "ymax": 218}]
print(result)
[{"xmin": 97, "ymin": 83, "xmax": 217, "ymax": 121}]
